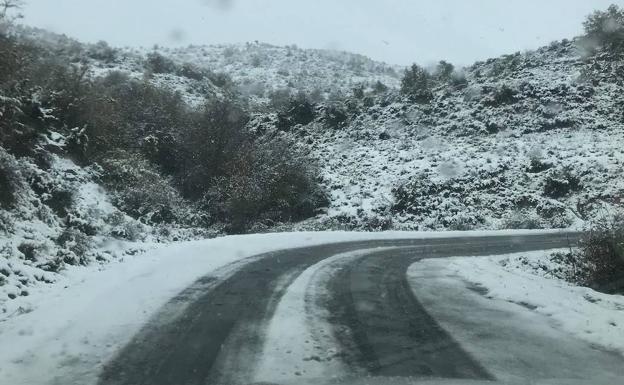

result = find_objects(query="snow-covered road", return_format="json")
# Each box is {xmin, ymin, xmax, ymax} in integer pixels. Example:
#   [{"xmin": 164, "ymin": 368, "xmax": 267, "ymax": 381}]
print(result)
[
  {"xmin": 409, "ymin": 256, "xmax": 624, "ymax": 384},
  {"xmin": 2, "ymin": 230, "xmax": 622, "ymax": 385}
]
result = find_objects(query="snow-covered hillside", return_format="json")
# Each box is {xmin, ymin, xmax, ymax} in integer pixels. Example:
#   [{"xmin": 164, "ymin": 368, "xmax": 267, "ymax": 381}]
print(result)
[
  {"xmin": 166, "ymin": 42, "xmax": 401, "ymax": 97},
  {"xmin": 13, "ymin": 20, "xmax": 624, "ymax": 236},
  {"xmin": 80, "ymin": 38, "xmax": 402, "ymax": 109},
  {"xmin": 256, "ymin": 39, "xmax": 624, "ymax": 231},
  {"xmin": 68, "ymin": 34, "xmax": 623, "ymax": 232},
  {"xmin": 21, "ymin": 25, "xmax": 620, "ymax": 233},
  {"xmin": 2, "ymin": 23, "xmax": 624, "ymax": 313}
]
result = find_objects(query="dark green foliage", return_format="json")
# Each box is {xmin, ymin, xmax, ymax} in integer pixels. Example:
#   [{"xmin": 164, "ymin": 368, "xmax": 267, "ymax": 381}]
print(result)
[
  {"xmin": 579, "ymin": 218, "xmax": 624, "ymax": 293},
  {"xmin": 0, "ymin": 162, "xmax": 15, "ymax": 209},
  {"xmin": 543, "ymin": 168, "xmax": 582, "ymax": 199},
  {"xmin": 352, "ymin": 85, "xmax": 365, "ymax": 99},
  {"xmin": 323, "ymin": 104, "xmax": 348, "ymax": 129},
  {"xmin": 99, "ymin": 151, "xmax": 193, "ymax": 226},
  {"xmin": 489, "ymin": 53, "xmax": 523, "ymax": 77},
  {"xmin": 502, "ymin": 211, "xmax": 544, "ymax": 230},
  {"xmin": 45, "ymin": 189, "xmax": 74, "ymax": 217},
  {"xmin": 179, "ymin": 99, "xmax": 249, "ymax": 200},
  {"xmin": 526, "ymin": 159, "xmax": 553, "ymax": 174},
  {"xmin": 540, "ymin": 116, "xmax": 576, "ymax": 131},
  {"xmin": 359, "ymin": 214, "xmax": 393, "ymax": 231},
  {"xmin": 206, "ymin": 71, "xmax": 233, "ymax": 89},
  {"xmin": 450, "ymin": 71, "xmax": 468, "ymax": 88},
  {"xmin": 145, "ymin": 51, "xmax": 177, "ymax": 74},
  {"xmin": 583, "ymin": 4, "xmax": 624, "ymax": 52},
  {"xmin": 268, "ymin": 88, "xmax": 292, "ymax": 110},
  {"xmin": 177, "ymin": 63, "xmax": 207, "ymax": 81},
  {"xmin": 276, "ymin": 94, "xmax": 316, "ymax": 130},
  {"xmin": 372, "ymin": 80, "xmax": 388, "ymax": 94},
  {"xmin": 87, "ymin": 40, "xmax": 117, "ymax": 62},
  {"xmin": 141, "ymin": 132, "xmax": 180, "ymax": 175},
  {"xmin": 17, "ymin": 242, "xmax": 37, "ymax": 261},
  {"xmin": 392, "ymin": 170, "xmax": 505, "ymax": 228},
  {"xmin": 400, "ymin": 64, "xmax": 433, "ymax": 103},
  {"xmin": 209, "ymin": 140, "xmax": 328, "ymax": 233},
  {"xmin": 483, "ymin": 84, "xmax": 517, "ymax": 106},
  {"xmin": 434, "ymin": 60, "xmax": 454, "ymax": 82},
  {"xmin": 0, "ymin": 36, "xmax": 47, "ymax": 156},
  {"xmin": 56, "ymin": 228, "xmax": 91, "ymax": 265},
  {"xmin": 43, "ymin": 70, "xmax": 190, "ymax": 162},
  {"xmin": 0, "ymin": 33, "xmax": 30, "ymax": 88}
]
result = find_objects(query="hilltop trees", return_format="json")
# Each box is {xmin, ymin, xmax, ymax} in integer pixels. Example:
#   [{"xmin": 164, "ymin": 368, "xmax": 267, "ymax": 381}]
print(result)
[
  {"xmin": 400, "ymin": 64, "xmax": 433, "ymax": 103},
  {"xmin": 433, "ymin": 60, "xmax": 454, "ymax": 82},
  {"xmin": 583, "ymin": 4, "xmax": 624, "ymax": 52}
]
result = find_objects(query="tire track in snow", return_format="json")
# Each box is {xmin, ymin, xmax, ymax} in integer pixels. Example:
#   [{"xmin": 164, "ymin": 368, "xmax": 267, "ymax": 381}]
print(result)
[
  {"xmin": 98, "ymin": 233, "xmax": 577, "ymax": 385},
  {"xmin": 324, "ymin": 247, "xmax": 494, "ymax": 380},
  {"xmin": 252, "ymin": 248, "xmax": 398, "ymax": 383}
]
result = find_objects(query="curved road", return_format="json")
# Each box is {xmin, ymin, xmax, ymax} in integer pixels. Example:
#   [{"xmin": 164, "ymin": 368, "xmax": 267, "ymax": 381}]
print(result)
[{"xmin": 98, "ymin": 233, "xmax": 607, "ymax": 385}]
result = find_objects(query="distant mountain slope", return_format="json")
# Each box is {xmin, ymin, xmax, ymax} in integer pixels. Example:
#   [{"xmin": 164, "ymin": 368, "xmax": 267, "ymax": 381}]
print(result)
[{"xmin": 167, "ymin": 42, "xmax": 401, "ymax": 93}]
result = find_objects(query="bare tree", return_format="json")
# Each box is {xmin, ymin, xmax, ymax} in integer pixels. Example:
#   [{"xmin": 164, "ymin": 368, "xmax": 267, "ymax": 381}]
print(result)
[{"xmin": 0, "ymin": 0, "xmax": 24, "ymax": 19}]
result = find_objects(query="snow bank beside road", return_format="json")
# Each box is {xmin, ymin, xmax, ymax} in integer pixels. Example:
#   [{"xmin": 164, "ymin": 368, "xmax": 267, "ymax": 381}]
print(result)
[{"xmin": 409, "ymin": 251, "xmax": 624, "ymax": 357}]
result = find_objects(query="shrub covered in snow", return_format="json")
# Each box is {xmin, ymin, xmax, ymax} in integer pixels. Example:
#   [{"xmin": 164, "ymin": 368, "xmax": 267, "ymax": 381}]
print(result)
[
  {"xmin": 99, "ymin": 151, "xmax": 199, "ymax": 227},
  {"xmin": 145, "ymin": 51, "xmax": 178, "ymax": 74},
  {"xmin": 543, "ymin": 168, "xmax": 582, "ymax": 199},
  {"xmin": 276, "ymin": 93, "xmax": 317, "ymax": 130},
  {"xmin": 578, "ymin": 218, "xmax": 624, "ymax": 293},
  {"xmin": 202, "ymin": 139, "xmax": 328, "ymax": 233}
]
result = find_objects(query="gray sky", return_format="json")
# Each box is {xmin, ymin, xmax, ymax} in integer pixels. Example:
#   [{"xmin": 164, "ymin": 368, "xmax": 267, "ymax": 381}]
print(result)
[{"xmin": 20, "ymin": 0, "xmax": 624, "ymax": 66}]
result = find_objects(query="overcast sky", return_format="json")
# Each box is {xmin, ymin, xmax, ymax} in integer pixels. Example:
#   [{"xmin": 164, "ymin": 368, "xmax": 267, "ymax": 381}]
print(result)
[{"xmin": 20, "ymin": 0, "xmax": 624, "ymax": 66}]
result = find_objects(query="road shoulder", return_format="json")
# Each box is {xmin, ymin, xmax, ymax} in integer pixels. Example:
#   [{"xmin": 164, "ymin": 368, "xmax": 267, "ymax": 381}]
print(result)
[{"xmin": 407, "ymin": 252, "xmax": 624, "ymax": 383}]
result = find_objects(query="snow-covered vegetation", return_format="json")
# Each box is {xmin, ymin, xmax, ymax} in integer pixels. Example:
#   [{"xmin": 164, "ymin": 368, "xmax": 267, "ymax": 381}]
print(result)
[{"xmin": 2, "ymin": 4, "xmax": 624, "ymax": 312}]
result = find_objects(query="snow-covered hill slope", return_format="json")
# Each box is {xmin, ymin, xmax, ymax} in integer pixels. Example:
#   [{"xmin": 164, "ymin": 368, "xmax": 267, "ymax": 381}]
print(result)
[
  {"xmin": 79, "ymin": 38, "xmax": 402, "ymax": 108},
  {"xmin": 267, "ymin": 39, "xmax": 624, "ymax": 230},
  {"xmin": 166, "ymin": 42, "xmax": 401, "ymax": 96},
  {"xmin": 15, "ymin": 27, "xmax": 624, "ymax": 232},
  {"xmin": 91, "ymin": 37, "xmax": 623, "ymax": 232},
  {"xmin": 2, "ymin": 27, "xmax": 624, "ymax": 314}
]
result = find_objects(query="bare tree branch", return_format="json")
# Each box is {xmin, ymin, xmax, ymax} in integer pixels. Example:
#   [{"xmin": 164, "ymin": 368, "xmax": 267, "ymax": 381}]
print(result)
[{"xmin": 0, "ymin": 0, "xmax": 25, "ymax": 19}]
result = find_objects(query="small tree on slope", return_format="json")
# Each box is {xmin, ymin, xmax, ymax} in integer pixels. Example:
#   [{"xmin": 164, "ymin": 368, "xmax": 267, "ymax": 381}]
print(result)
[{"xmin": 400, "ymin": 64, "xmax": 433, "ymax": 103}]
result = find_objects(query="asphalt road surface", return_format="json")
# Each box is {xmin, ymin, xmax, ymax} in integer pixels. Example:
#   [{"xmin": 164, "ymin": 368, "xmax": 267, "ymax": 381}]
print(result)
[{"xmin": 97, "ymin": 232, "xmax": 612, "ymax": 385}]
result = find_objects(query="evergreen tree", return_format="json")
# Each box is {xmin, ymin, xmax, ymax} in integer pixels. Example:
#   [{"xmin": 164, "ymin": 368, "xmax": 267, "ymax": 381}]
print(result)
[{"xmin": 400, "ymin": 64, "xmax": 433, "ymax": 103}]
